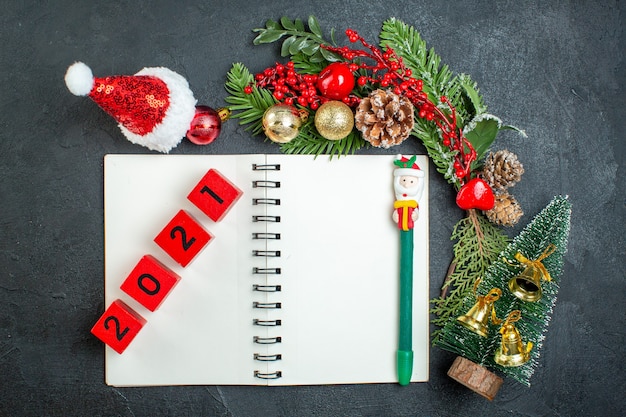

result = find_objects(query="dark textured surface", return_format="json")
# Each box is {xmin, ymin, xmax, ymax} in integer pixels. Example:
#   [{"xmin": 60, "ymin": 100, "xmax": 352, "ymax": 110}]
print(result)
[{"xmin": 1, "ymin": 1, "xmax": 624, "ymax": 416}]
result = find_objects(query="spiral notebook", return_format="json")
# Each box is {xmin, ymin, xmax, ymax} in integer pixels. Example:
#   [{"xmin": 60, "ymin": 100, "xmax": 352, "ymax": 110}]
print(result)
[{"xmin": 103, "ymin": 153, "xmax": 429, "ymax": 386}]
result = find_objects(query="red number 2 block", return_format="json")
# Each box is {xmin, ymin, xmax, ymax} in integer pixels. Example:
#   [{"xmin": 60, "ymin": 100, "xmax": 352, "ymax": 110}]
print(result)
[
  {"xmin": 120, "ymin": 255, "xmax": 181, "ymax": 312},
  {"xmin": 188, "ymin": 169, "xmax": 243, "ymax": 222},
  {"xmin": 154, "ymin": 210, "xmax": 212, "ymax": 267},
  {"xmin": 91, "ymin": 300, "xmax": 147, "ymax": 354}
]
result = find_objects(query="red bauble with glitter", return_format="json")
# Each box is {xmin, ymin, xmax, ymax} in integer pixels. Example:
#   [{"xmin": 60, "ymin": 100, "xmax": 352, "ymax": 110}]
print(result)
[
  {"xmin": 316, "ymin": 63, "xmax": 355, "ymax": 100},
  {"xmin": 186, "ymin": 106, "xmax": 229, "ymax": 145}
]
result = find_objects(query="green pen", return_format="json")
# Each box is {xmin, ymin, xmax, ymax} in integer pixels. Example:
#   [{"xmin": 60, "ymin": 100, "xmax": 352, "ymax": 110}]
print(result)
[
  {"xmin": 397, "ymin": 227, "xmax": 414, "ymax": 386},
  {"xmin": 392, "ymin": 155, "xmax": 424, "ymax": 386}
]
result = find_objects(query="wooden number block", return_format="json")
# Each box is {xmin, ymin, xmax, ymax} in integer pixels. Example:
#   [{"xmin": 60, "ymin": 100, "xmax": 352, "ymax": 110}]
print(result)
[
  {"xmin": 91, "ymin": 300, "xmax": 147, "ymax": 354},
  {"xmin": 120, "ymin": 255, "xmax": 181, "ymax": 312},
  {"xmin": 154, "ymin": 210, "xmax": 212, "ymax": 267},
  {"xmin": 187, "ymin": 169, "xmax": 243, "ymax": 222}
]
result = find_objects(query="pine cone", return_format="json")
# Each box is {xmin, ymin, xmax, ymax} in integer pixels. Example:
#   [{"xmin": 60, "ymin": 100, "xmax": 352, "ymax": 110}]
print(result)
[
  {"xmin": 484, "ymin": 191, "xmax": 523, "ymax": 227},
  {"xmin": 482, "ymin": 150, "xmax": 524, "ymax": 190},
  {"xmin": 355, "ymin": 89, "xmax": 414, "ymax": 148}
]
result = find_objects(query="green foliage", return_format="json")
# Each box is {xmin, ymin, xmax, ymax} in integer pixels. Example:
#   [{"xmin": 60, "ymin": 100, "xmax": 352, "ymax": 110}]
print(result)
[
  {"xmin": 434, "ymin": 196, "xmax": 572, "ymax": 386},
  {"xmin": 464, "ymin": 114, "xmax": 502, "ymax": 164},
  {"xmin": 224, "ymin": 62, "xmax": 367, "ymax": 156},
  {"xmin": 280, "ymin": 123, "xmax": 367, "ymax": 157},
  {"xmin": 379, "ymin": 18, "xmax": 483, "ymax": 126},
  {"xmin": 379, "ymin": 18, "xmax": 486, "ymax": 188},
  {"xmin": 379, "ymin": 18, "xmax": 524, "ymax": 175},
  {"xmin": 431, "ymin": 210, "xmax": 511, "ymax": 341},
  {"xmin": 224, "ymin": 62, "xmax": 277, "ymax": 136},
  {"xmin": 253, "ymin": 16, "xmax": 341, "ymax": 64}
]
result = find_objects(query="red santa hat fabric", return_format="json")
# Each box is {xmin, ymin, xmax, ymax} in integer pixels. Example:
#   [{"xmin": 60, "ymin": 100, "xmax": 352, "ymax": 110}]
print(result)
[{"xmin": 64, "ymin": 62, "xmax": 196, "ymax": 153}]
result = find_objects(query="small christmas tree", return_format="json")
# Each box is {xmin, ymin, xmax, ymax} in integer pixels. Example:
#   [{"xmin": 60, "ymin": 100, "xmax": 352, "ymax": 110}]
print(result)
[{"xmin": 435, "ymin": 196, "xmax": 572, "ymax": 398}]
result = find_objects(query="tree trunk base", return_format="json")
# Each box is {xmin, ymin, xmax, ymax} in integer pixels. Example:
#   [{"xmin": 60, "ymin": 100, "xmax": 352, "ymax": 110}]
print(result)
[{"xmin": 447, "ymin": 356, "xmax": 503, "ymax": 401}]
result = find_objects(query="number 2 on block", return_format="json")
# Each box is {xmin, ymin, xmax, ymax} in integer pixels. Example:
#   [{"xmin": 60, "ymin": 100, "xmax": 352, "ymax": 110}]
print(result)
[
  {"xmin": 91, "ymin": 300, "xmax": 146, "ymax": 354},
  {"xmin": 170, "ymin": 225, "xmax": 196, "ymax": 251},
  {"xmin": 103, "ymin": 315, "xmax": 129, "ymax": 341},
  {"xmin": 154, "ymin": 210, "xmax": 212, "ymax": 267}
]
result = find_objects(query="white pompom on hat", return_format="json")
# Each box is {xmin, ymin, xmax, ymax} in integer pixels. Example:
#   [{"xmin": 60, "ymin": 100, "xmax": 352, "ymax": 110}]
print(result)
[
  {"xmin": 64, "ymin": 62, "xmax": 94, "ymax": 96},
  {"xmin": 64, "ymin": 61, "xmax": 197, "ymax": 153}
]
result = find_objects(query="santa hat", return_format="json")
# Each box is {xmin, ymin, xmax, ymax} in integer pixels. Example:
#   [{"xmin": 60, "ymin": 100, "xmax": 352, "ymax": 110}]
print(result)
[
  {"xmin": 64, "ymin": 62, "xmax": 197, "ymax": 153},
  {"xmin": 393, "ymin": 155, "xmax": 424, "ymax": 177}
]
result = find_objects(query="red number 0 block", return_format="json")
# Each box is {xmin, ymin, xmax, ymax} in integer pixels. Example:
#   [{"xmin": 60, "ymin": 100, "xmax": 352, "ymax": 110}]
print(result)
[
  {"xmin": 154, "ymin": 210, "xmax": 212, "ymax": 267},
  {"xmin": 120, "ymin": 255, "xmax": 181, "ymax": 312},
  {"xmin": 188, "ymin": 169, "xmax": 243, "ymax": 222},
  {"xmin": 91, "ymin": 299, "xmax": 147, "ymax": 354}
]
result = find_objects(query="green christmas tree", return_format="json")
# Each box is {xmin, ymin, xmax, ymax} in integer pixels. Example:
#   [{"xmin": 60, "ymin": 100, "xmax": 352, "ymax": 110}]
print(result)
[{"xmin": 435, "ymin": 195, "xmax": 572, "ymax": 388}]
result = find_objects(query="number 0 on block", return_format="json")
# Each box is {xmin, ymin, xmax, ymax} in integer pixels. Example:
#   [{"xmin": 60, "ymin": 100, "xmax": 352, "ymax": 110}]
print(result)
[
  {"xmin": 154, "ymin": 210, "xmax": 213, "ymax": 267},
  {"xmin": 91, "ymin": 299, "xmax": 147, "ymax": 354},
  {"xmin": 120, "ymin": 255, "xmax": 181, "ymax": 312}
]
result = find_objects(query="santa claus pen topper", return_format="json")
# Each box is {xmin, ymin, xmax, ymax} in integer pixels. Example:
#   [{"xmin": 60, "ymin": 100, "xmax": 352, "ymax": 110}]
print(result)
[{"xmin": 392, "ymin": 155, "xmax": 424, "ymax": 386}]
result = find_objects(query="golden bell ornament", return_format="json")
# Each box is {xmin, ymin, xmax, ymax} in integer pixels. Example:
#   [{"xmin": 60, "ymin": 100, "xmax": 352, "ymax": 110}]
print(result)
[
  {"xmin": 457, "ymin": 286, "xmax": 502, "ymax": 338},
  {"xmin": 508, "ymin": 264, "xmax": 544, "ymax": 302},
  {"xmin": 314, "ymin": 100, "xmax": 354, "ymax": 140},
  {"xmin": 506, "ymin": 244, "xmax": 556, "ymax": 302},
  {"xmin": 494, "ymin": 310, "xmax": 533, "ymax": 367},
  {"xmin": 262, "ymin": 104, "xmax": 304, "ymax": 144}
]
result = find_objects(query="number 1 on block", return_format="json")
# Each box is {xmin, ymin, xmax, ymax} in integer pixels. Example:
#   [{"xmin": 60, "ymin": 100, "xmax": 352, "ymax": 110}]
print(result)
[{"xmin": 187, "ymin": 169, "xmax": 243, "ymax": 222}]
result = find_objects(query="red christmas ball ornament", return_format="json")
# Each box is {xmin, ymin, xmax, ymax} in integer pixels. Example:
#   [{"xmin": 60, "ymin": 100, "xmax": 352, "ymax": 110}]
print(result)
[
  {"xmin": 186, "ymin": 106, "xmax": 230, "ymax": 145},
  {"xmin": 456, "ymin": 178, "xmax": 495, "ymax": 211},
  {"xmin": 317, "ymin": 63, "xmax": 355, "ymax": 100}
]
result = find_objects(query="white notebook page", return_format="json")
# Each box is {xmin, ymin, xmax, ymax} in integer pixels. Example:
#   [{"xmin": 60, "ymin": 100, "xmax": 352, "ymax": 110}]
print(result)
[{"xmin": 103, "ymin": 154, "xmax": 429, "ymax": 386}]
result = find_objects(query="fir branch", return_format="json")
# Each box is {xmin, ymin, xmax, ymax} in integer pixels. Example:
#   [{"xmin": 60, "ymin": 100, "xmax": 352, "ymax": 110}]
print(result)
[
  {"xmin": 431, "ymin": 210, "xmax": 510, "ymax": 341},
  {"xmin": 379, "ymin": 17, "xmax": 491, "ymax": 188},
  {"xmin": 411, "ymin": 120, "xmax": 460, "ymax": 188},
  {"xmin": 225, "ymin": 62, "xmax": 367, "ymax": 156},
  {"xmin": 379, "ymin": 17, "xmax": 486, "ymax": 127},
  {"xmin": 279, "ymin": 123, "xmax": 367, "ymax": 157},
  {"xmin": 224, "ymin": 63, "xmax": 277, "ymax": 135}
]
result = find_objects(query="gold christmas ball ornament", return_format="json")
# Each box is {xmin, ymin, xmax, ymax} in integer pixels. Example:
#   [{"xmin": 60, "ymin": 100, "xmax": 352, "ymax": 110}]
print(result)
[
  {"xmin": 262, "ymin": 104, "xmax": 304, "ymax": 144},
  {"xmin": 314, "ymin": 101, "xmax": 354, "ymax": 140}
]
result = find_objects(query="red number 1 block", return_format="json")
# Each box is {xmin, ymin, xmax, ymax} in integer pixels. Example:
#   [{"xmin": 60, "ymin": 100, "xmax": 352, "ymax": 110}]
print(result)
[
  {"xmin": 120, "ymin": 255, "xmax": 181, "ymax": 312},
  {"xmin": 91, "ymin": 300, "xmax": 146, "ymax": 354},
  {"xmin": 154, "ymin": 210, "xmax": 212, "ymax": 267},
  {"xmin": 188, "ymin": 169, "xmax": 243, "ymax": 222}
]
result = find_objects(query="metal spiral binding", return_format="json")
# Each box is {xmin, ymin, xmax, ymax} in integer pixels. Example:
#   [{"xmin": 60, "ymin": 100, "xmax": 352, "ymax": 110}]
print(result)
[
  {"xmin": 253, "ymin": 284, "xmax": 282, "ymax": 292},
  {"xmin": 253, "ymin": 198, "xmax": 281, "ymax": 205},
  {"xmin": 254, "ymin": 353, "xmax": 282, "ymax": 361},
  {"xmin": 253, "ymin": 250, "xmax": 281, "ymax": 257},
  {"xmin": 253, "ymin": 336, "xmax": 282, "ymax": 344},
  {"xmin": 253, "ymin": 319, "xmax": 282, "ymax": 326},
  {"xmin": 252, "ymin": 232, "xmax": 281, "ymax": 240},
  {"xmin": 252, "ymin": 180, "xmax": 281, "ymax": 188},
  {"xmin": 253, "ymin": 301, "xmax": 282, "ymax": 309},
  {"xmin": 253, "ymin": 267, "xmax": 281, "ymax": 274},
  {"xmin": 252, "ymin": 215, "xmax": 281, "ymax": 222},
  {"xmin": 252, "ymin": 164, "xmax": 281, "ymax": 171},
  {"xmin": 254, "ymin": 370, "xmax": 282, "ymax": 379},
  {"xmin": 252, "ymin": 162, "xmax": 283, "ymax": 381}
]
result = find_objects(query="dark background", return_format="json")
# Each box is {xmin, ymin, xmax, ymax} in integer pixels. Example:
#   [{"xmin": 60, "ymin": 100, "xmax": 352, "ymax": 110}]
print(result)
[{"xmin": 1, "ymin": 1, "xmax": 624, "ymax": 416}]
